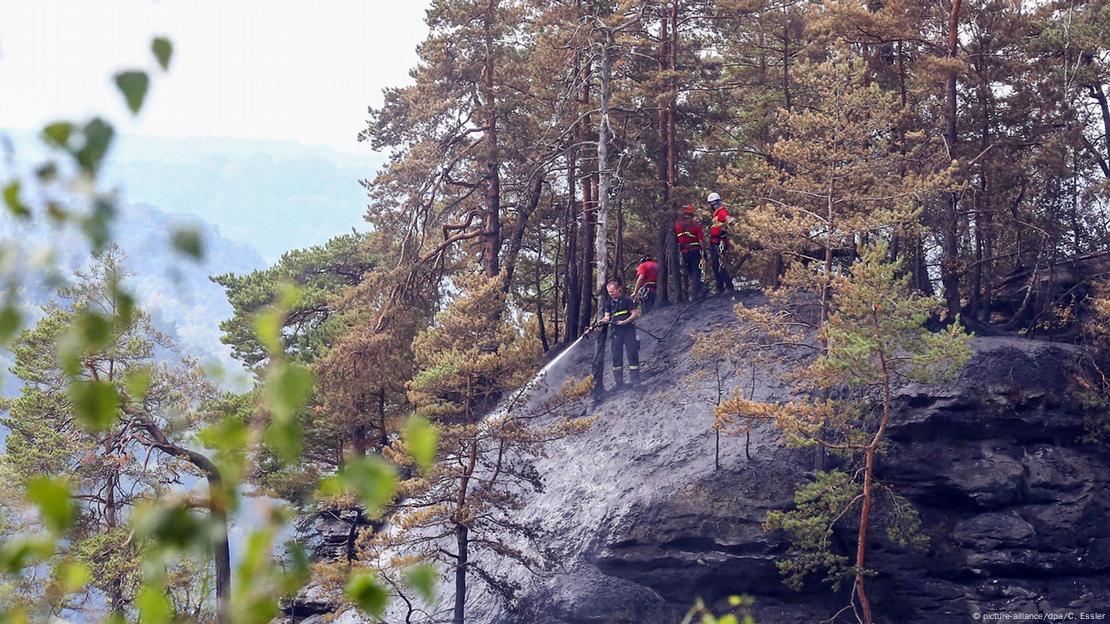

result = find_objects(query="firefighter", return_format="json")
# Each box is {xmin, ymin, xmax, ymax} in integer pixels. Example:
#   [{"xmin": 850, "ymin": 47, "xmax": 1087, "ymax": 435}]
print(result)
[
  {"xmin": 674, "ymin": 204, "xmax": 706, "ymax": 299},
  {"xmin": 599, "ymin": 280, "xmax": 641, "ymax": 388},
  {"xmin": 706, "ymin": 191, "xmax": 734, "ymax": 293},
  {"xmin": 632, "ymin": 255, "xmax": 659, "ymax": 313}
]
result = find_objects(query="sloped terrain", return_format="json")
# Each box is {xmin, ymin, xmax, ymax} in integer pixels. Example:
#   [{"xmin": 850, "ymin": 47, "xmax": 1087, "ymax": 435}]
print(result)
[{"xmin": 290, "ymin": 292, "xmax": 1110, "ymax": 624}]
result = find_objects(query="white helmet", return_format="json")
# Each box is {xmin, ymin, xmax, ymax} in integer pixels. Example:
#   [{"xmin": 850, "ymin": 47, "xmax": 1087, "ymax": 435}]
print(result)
[{"xmin": 706, "ymin": 192, "xmax": 721, "ymax": 204}]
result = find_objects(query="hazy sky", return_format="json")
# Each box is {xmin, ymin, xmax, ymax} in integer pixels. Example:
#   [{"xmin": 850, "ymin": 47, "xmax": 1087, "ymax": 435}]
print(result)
[{"xmin": 0, "ymin": 0, "xmax": 428, "ymax": 153}]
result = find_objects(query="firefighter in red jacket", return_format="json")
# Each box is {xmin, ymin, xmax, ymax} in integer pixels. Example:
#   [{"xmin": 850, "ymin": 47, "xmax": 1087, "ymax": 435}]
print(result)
[
  {"xmin": 674, "ymin": 204, "xmax": 705, "ymax": 299},
  {"xmin": 632, "ymin": 255, "xmax": 659, "ymax": 313},
  {"xmin": 706, "ymin": 191, "xmax": 734, "ymax": 293}
]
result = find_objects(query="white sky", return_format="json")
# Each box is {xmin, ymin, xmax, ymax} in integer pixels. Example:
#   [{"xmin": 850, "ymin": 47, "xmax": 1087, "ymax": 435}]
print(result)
[{"xmin": 0, "ymin": 0, "xmax": 428, "ymax": 153}]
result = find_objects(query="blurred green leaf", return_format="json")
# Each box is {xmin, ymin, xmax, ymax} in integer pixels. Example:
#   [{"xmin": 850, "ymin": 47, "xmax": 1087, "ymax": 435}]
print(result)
[
  {"xmin": 136, "ymin": 583, "xmax": 173, "ymax": 623},
  {"xmin": 152, "ymin": 37, "xmax": 173, "ymax": 71},
  {"xmin": 0, "ymin": 537, "xmax": 54, "ymax": 574},
  {"xmin": 262, "ymin": 361, "xmax": 314, "ymax": 420},
  {"xmin": 346, "ymin": 572, "xmax": 388, "ymax": 616},
  {"xmin": 76, "ymin": 118, "xmax": 115, "ymax": 175},
  {"xmin": 0, "ymin": 607, "xmax": 28, "ymax": 624},
  {"xmin": 404, "ymin": 416, "xmax": 438, "ymax": 470},
  {"xmin": 69, "ymin": 380, "xmax": 120, "ymax": 432},
  {"xmin": 171, "ymin": 227, "xmax": 204, "ymax": 260},
  {"xmin": 405, "ymin": 563, "xmax": 437, "ymax": 603},
  {"xmin": 80, "ymin": 196, "xmax": 117, "ymax": 252},
  {"xmin": 0, "ymin": 303, "xmax": 23, "ymax": 345},
  {"xmin": 55, "ymin": 560, "xmax": 92, "ymax": 593},
  {"xmin": 252, "ymin": 283, "xmax": 302, "ymax": 355},
  {"xmin": 198, "ymin": 415, "xmax": 249, "ymax": 483},
  {"xmin": 76, "ymin": 309, "xmax": 113, "ymax": 350},
  {"xmin": 41, "ymin": 121, "xmax": 74, "ymax": 148},
  {"xmin": 281, "ymin": 541, "xmax": 312, "ymax": 593},
  {"xmin": 125, "ymin": 368, "xmax": 152, "ymax": 402},
  {"xmin": 133, "ymin": 503, "xmax": 204, "ymax": 551},
  {"xmin": 114, "ymin": 71, "xmax": 150, "ymax": 115},
  {"xmin": 262, "ymin": 413, "xmax": 304, "ymax": 465},
  {"xmin": 319, "ymin": 456, "xmax": 396, "ymax": 514},
  {"xmin": 3, "ymin": 181, "xmax": 31, "ymax": 219},
  {"xmin": 253, "ymin": 308, "xmax": 284, "ymax": 355},
  {"xmin": 26, "ymin": 477, "xmax": 75, "ymax": 533}
]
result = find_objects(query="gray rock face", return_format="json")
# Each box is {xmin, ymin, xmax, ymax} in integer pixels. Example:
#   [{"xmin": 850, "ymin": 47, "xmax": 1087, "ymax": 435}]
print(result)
[
  {"xmin": 295, "ymin": 507, "xmax": 368, "ymax": 562},
  {"xmin": 465, "ymin": 296, "xmax": 1110, "ymax": 624},
  {"xmin": 279, "ymin": 507, "xmax": 369, "ymax": 622},
  {"xmin": 290, "ymin": 294, "xmax": 1110, "ymax": 623}
]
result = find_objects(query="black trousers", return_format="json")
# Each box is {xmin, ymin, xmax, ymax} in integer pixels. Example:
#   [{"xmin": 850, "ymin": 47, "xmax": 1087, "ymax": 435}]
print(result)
[
  {"xmin": 682, "ymin": 249, "xmax": 704, "ymax": 298},
  {"xmin": 638, "ymin": 289, "xmax": 656, "ymax": 314},
  {"xmin": 611, "ymin": 327, "xmax": 641, "ymax": 385},
  {"xmin": 709, "ymin": 241, "xmax": 733, "ymax": 293}
]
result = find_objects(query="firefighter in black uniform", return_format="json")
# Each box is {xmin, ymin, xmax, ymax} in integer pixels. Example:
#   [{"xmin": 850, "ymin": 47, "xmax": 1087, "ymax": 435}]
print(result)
[{"xmin": 599, "ymin": 280, "xmax": 641, "ymax": 388}]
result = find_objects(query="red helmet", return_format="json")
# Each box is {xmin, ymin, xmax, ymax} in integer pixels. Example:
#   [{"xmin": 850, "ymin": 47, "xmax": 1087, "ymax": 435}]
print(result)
[{"xmin": 681, "ymin": 204, "xmax": 696, "ymax": 215}]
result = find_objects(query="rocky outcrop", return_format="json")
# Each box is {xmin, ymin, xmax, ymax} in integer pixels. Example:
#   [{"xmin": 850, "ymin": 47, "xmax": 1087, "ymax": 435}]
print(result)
[
  {"xmin": 468, "ymin": 296, "xmax": 1110, "ymax": 624},
  {"xmin": 291, "ymin": 294, "xmax": 1110, "ymax": 623},
  {"xmin": 278, "ymin": 507, "xmax": 369, "ymax": 622}
]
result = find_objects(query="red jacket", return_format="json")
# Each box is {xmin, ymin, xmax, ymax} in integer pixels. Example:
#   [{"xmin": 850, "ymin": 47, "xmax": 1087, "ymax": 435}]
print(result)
[
  {"xmin": 709, "ymin": 206, "xmax": 730, "ymax": 244},
  {"xmin": 674, "ymin": 218, "xmax": 704, "ymax": 253},
  {"xmin": 636, "ymin": 260, "xmax": 659, "ymax": 291}
]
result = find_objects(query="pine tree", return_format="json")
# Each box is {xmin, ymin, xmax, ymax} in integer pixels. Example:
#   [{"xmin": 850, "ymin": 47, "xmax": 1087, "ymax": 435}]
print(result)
[
  {"xmin": 365, "ymin": 275, "xmax": 593, "ymax": 624},
  {"xmin": 735, "ymin": 245, "xmax": 971, "ymax": 624},
  {"xmin": 0, "ymin": 249, "xmax": 231, "ymax": 621},
  {"xmin": 728, "ymin": 50, "xmax": 956, "ymax": 330}
]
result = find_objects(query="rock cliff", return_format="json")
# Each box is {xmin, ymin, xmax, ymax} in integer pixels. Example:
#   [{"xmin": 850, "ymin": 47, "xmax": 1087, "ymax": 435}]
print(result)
[{"xmin": 287, "ymin": 293, "xmax": 1110, "ymax": 623}]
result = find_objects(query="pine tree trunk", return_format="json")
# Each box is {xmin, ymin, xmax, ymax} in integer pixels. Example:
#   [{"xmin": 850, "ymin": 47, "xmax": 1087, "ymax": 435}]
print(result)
[
  {"xmin": 378, "ymin": 387, "xmax": 388, "ymax": 448},
  {"xmin": 209, "ymin": 473, "xmax": 232, "ymax": 624},
  {"xmin": 658, "ymin": 10, "xmax": 669, "ymax": 201},
  {"xmin": 595, "ymin": 27, "xmax": 614, "ymax": 311},
  {"xmin": 454, "ymin": 524, "xmax": 468, "ymax": 624},
  {"xmin": 667, "ymin": 0, "xmax": 678, "ymax": 193},
  {"xmin": 105, "ymin": 470, "xmax": 125, "ymax": 616},
  {"xmin": 578, "ymin": 67, "xmax": 596, "ymax": 326},
  {"xmin": 941, "ymin": 0, "xmax": 963, "ymax": 320},
  {"xmin": 564, "ymin": 148, "xmax": 581, "ymax": 339},
  {"xmin": 657, "ymin": 223, "xmax": 671, "ymax": 306},
  {"xmin": 536, "ymin": 257, "xmax": 550, "ymax": 352},
  {"xmin": 853, "ymin": 321, "xmax": 896, "ymax": 624},
  {"xmin": 480, "ymin": 1, "xmax": 502, "ymax": 277}
]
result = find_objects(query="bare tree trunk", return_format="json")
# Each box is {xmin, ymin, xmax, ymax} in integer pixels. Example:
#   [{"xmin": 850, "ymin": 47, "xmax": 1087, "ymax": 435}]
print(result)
[
  {"xmin": 480, "ymin": 0, "xmax": 502, "ymax": 277},
  {"xmin": 852, "ymin": 327, "xmax": 895, "ymax": 624},
  {"xmin": 564, "ymin": 149, "xmax": 581, "ymax": 338},
  {"xmin": 595, "ymin": 27, "xmax": 615, "ymax": 311},
  {"xmin": 453, "ymin": 525, "xmax": 468, "ymax": 624},
  {"xmin": 378, "ymin": 387, "xmax": 388, "ymax": 448},
  {"xmin": 536, "ymin": 254, "xmax": 550, "ymax": 352},
  {"xmin": 105, "ymin": 469, "xmax": 125, "ymax": 616},
  {"xmin": 658, "ymin": 8, "xmax": 670, "ymax": 201},
  {"xmin": 453, "ymin": 428, "xmax": 479, "ymax": 624},
  {"xmin": 352, "ymin": 394, "xmax": 368, "ymax": 458},
  {"xmin": 1089, "ymin": 84, "xmax": 1110, "ymax": 178},
  {"xmin": 667, "ymin": 0, "xmax": 678, "ymax": 194},
  {"xmin": 940, "ymin": 0, "xmax": 963, "ymax": 320},
  {"xmin": 657, "ymin": 223, "xmax": 672, "ymax": 305},
  {"xmin": 501, "ymin": 175, "xmax": 544, "ymax": 291},
  {"xmin": 578, "ymin": 63, "xmax": 596, "ymax": 325}
]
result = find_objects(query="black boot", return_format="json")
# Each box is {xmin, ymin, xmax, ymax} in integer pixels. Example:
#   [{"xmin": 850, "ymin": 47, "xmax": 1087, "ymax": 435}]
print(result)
[
  {"xmin": 630, "ymin": 368, "xmax": 641, "ymax": 387},
  {"xmin": 612, "ymin": 369, "xmax": 625, "ymax": 388}
]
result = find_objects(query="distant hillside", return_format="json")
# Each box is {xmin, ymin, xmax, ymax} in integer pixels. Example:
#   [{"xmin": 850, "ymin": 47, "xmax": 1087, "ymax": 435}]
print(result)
[
  {"xmin": 103, "ymin": 135, "xmax": 383, "ymax": 261},
  {"xmin": 0, "ymin": 201, "xmax": 264, "ymax": 390}
]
